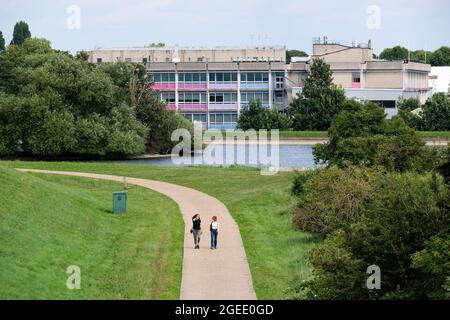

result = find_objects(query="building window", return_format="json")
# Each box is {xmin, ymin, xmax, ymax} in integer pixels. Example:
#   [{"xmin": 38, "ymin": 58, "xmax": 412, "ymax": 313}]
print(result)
[
  {"xmin": 182, "ymin": 113, "xmax": 207, "ymax": 123},
  {"xmin": 209, "ymin": 112, "xmax": 238, "ymax": 124},
  {"xmin": 151, "ymin": 72, "xmax": 176, "ymax": 83},
  {"xmin": 240, "ymin": 72, "xmax": 269, "ymax": 83},
  {"xmin": 374, "ymin": 100, "xmax": 396, "ymax": 109},
  {"xmin": 179, "ymin": 92, "xmax": 207, "ymax": 104},
  {"xmin": 240, "ymin": 91, "xmax": 269, "ymax": 104},
  {"xmin": 209, "ymin": 92, "xmax": 237, "ymax": 104},
  {"xmin": 209, "ymin": 72, "xmax": 237, "ymax": 83},
  {"xmin": 178, "ymin": 73, "xmax": 207, "ymax": 83},
  {"xmin": 96, "ymin": 58, "xmax": 102, "ymax": 64},
  {"xmin": 300, "ymin": 73, "xmax": 308, "ymax": 82},
  {"xmin": 352, "ymin": 72, "xmax": 361, "ymax": 83},
  {"xmin": 142, "ymin": 57, "xmax": 148, "ymax": 64},
  {"xmin": 159, "ymin": 93, "xmax": 176, "ymax": 103}
]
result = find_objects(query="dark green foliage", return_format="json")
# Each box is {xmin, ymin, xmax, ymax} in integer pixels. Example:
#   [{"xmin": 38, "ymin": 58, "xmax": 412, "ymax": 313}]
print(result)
[
  {"xmin": 396, "ymin": 97, "xmax": 423, "ymax": 129},
  {"xmin": 289, "ymin": 58, "xmax": 346, "ymax": 130},
  {"xmin": 412, "ymin": 235, "xmax": 450, "ymax": 299},
  {"xmin": 379, "ymin": 45, "xmax": 450, "ymax": 66},
  {"xmin": 10, "ymin": 21, "xmax": 31, "ymax": 45},
  {"xmin": 294, "ymin": 166, "xmax": 450, "ymax": 299},
  {"xmin": 292, "ymin": 166, "xmax": 374, "ymax": 234},
  {"xmin": 237, "ymin": 100, "xmax": 292, "ymax": 130},
  {"xmin": 396, "ymin": 94, "xmax": 450, "ymax": 131},
  {"xmin": 379, "ymin": 46, "xmax": 409, "ymax": 61},
  {"xmin": 0, "ymin": 37, "xmax": 167, "ymax": 157},
  {"xmin": 291, "ymin": 170, "xmax": 315, "ymax": 197},
  {"xmin": 0, "ymin": 31, "xmax": 5, "ymax": 52},
  {"xmin": 286, "ymin": 49, "xmax": 308, "ymax": 63},
  {"xmin": 313, "ymin": 99, "xmax": 427, "ymax": 172},
  {"xmin": 429, "ymin": 46, "xmax": 450, "ymax": 66},
  {"xmin": 421, "ymin": 93, "xmax": 450, "ymax": 131},
  {"xmin": 136, "ymin": 99, "xmax": 193, "ymax": 154},
  {"xmin": 439, "ymin": 146, "xmax": 450, "ymax": 185}
]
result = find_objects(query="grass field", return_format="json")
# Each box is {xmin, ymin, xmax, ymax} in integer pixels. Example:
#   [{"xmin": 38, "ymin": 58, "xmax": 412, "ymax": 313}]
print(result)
[
  {"xmin": 3, "ymin": 161, "xmax": 316, "ymax": 299},
  {"xmin": 213, "ymin": 130, "xmax": 450, "ymax": 139},
  {"xmin": 0, "ymin": 164, "xmax": 183, "ymax": 299},
  {"xmin": 278, "ymin": 131, "xmax": 450, "ymax": 138},
  {"xmin": 416, "ymin": 131, "xmax": 450, "ymax": 138}
]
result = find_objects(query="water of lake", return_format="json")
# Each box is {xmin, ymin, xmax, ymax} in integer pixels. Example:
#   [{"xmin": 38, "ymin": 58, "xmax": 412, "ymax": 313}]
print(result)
[{"xmin": 112, "ymin": 144, "xmax": 318, "ymax": 169}]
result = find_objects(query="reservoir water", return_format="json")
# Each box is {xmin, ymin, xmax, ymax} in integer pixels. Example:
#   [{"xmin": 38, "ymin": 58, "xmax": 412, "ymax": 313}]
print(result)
[{"xmin": 113, "ymin": 144, "xmax": 318, "ymax": 169}]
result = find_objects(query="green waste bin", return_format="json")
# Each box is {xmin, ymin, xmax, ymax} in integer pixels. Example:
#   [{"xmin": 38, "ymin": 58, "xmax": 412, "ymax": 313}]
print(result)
[{"xmin": 113, "ymin": 191, "xmax": 128, "ymax": 214}]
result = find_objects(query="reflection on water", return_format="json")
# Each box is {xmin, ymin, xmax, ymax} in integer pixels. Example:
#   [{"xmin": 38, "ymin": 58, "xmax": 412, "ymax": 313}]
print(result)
[{"xmin": 111, "ymin": 144, "xmax": 318, "ymax": 169}]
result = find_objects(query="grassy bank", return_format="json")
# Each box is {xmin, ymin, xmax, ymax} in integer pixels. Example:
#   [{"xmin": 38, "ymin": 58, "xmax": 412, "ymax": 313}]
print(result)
[
  {"xmin": 4, "ymin": 161, "xmax": 316, "ymax": 299},
  {"xmin": 416, "ymin": 131, "xmax": 450, "ymax": 138},
  {"xmin": 0, "ymin": 164, "xmax": 183, "ymax": 299},
  {"xmin": 213, "ymin": 130, "xmax": 449, "ymax": 139}
]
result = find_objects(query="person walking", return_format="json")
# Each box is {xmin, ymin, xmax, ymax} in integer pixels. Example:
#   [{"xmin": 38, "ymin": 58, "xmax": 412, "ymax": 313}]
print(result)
[
  {"xmin": 191, "ymin": 214, "xmax": 202, "ymax": 249},
  {"xmin": 210, "ymin": 216, "xmax": 219, "ymax": 249}
]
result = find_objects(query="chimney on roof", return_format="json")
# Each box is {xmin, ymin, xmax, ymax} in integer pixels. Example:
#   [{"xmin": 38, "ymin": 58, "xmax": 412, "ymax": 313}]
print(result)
[{"xmin": 368, "ymin": 39, "xmax": 372, "ymax": 48}]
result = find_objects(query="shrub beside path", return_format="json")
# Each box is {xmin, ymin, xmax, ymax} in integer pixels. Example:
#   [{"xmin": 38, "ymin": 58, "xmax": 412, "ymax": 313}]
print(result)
[{"xmin": 17, "ymin": 169, "xmax": 257, "ymax": 300}]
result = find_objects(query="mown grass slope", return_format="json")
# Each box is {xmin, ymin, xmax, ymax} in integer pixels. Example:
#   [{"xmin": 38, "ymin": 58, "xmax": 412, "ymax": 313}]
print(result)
[
  {"xmin": 6, "ymin": 161, "xmax": 317, "ymax": 299},
  {"xmin": 0, "ymin": 164, "xmax": 183, "ymax": 299}
]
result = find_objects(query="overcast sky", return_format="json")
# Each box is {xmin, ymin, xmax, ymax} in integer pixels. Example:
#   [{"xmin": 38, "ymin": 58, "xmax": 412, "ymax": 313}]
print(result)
[{"xmin": 1, "ymin": 0, "xmax": 449, "ymax": 54}]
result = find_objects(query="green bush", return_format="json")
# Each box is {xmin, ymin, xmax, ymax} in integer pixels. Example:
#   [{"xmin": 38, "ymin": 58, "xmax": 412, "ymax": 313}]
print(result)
[
  {"xmin": 292, "ymin": 166, "xmax": 374, "ymax": 234},
  {"xmin": 237, "ymin": 100, "xmax": 292, "ymax": 130},
  {"xmin": 314, "ymin": 100, "xmax": 427, "ymax": 172},
  {"xmin": 291, "ymin": 170, "xmax": 315, "ymax": 197},
  {"xmin": 294, "ymin": 166, "xmax": 450, "ymax": 299}
]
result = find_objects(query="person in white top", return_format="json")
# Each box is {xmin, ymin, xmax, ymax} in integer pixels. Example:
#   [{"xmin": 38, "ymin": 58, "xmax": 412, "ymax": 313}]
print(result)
[{"xmin": 210, "ymin": 216, "xmax": 219, "ymax": 249}]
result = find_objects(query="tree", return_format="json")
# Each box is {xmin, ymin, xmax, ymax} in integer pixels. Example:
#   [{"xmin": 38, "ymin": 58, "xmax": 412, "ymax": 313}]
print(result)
[
  {"xmin": 10, "ymin": 21, "xmax": 31, "ymax": 45},
  {"xmin": 439, "ymin": 146, "xmax": 450, "ymax": 185},
  {"xmin": 313, "ymin": 99, "xmax": 427, "ymax": 172},
  {"xmin": 286, "ymin": 49, "xmax": 308, "ymax": 63},
  {"xmin": 379, "ymin": 46, "xmax": 409, "ymax": 61},
  {"xmin": 0, "ymin": 31, "xmax": 5, "ymax": 52},
  {"xmin": 429, "ymin": 46, "xmax": 450, "ymax": 66},
  {"xmin": 288, "ymin": 58, "xmax": 346, "ymax": 130},
  {"xmin": 294, "ymin": 166, "xmax": 450, "ymax": 299},
  {"xmin": 0, "ymin": 37, "xmax": 151, "ymax": 157},
  {"xmin": 396, "ymin": 97, "xmax": 423, "ymax": 129},
  {"xmin": 237, "ymin": 100, "xmax": 292, "ymax": 130},
  {"xmin": 421, "ymin": 93, "xmax": 450, "ymax": 130}
]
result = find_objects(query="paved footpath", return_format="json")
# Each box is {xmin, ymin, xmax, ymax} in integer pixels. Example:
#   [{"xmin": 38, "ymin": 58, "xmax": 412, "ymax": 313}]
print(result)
[{"xmin": 17, "ymin": 169, "xmax": 257, "ymax": 300}]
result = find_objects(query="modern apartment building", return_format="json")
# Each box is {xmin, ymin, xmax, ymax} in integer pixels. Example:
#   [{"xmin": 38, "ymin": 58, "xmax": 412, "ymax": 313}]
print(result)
[{"xmin": 86, "ymin": 39, "xmax": 430, "ymax": 128}]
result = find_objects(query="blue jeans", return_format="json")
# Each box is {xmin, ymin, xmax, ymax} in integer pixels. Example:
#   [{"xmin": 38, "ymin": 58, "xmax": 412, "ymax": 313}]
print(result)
[
  {"xmin": 193, "ymin": 229, "xmax": 201, "ymax": 245},
  {"xmin": 210, "ymin": 229, "xmax": 218, "ymax": 248}
]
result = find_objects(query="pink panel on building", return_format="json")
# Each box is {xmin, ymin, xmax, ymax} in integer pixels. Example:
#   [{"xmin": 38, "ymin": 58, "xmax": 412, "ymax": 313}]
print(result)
[
  {"xmin": 178, "ymin": 83, "xmax": 207, "ymax": 90},
  {"xmin": 166, "ymin": 103, "xmax": 177, "ymax": 110},
  {"xmin": 351, "ymin": 82, "xmax": 362, "ymax": 88},
  {"xmin": 208, "ymin": 83, "xmax": 238, "ymax": 90},
  {"xmin": 178, "ymin": 103, "xmax": 208, "ymax": 111},
  {"xmin": 151, "ymin": 83, "xmax": 176, "ymax": 90},
  {"xmin": 208, "ymin": 103, "xmax": 239, "ymax": 111}
]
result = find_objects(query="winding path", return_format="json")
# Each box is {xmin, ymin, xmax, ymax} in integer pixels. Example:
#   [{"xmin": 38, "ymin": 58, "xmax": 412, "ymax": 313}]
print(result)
[{"xmin": 16, "ymin": 169, "xmax": 256, "ymax": 300}]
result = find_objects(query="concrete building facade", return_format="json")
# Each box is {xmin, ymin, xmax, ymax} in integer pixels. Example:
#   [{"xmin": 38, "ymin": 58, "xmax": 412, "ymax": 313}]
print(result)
[
  {"xmin": 86, "ymin": 39, "xmax": 431, "ymax": 128},
  {"xmin": 429, "ymin": 66, "xmax": 450, "ymax": 96},
  {"xmin": 310, "ymin": 38, "xmax": 430, "ymax": 117}
]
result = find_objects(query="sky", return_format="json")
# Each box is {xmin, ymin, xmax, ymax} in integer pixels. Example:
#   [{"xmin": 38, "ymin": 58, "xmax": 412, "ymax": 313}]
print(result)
[{"xmin": 0, "ymin": 0, "xmax": 449, "ymax": 54}]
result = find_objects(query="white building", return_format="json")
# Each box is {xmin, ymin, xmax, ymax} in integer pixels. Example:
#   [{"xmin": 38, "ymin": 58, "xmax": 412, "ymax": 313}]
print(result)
[{"xmin": 429, "ymin": 66, "xmax": 450, "ymax": 96}]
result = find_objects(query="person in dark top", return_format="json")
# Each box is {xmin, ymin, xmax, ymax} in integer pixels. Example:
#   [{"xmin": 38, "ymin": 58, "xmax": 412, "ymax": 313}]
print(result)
[{"xmin": 191, "ymin": 214, "xmax": 202, "ymax": 249}]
